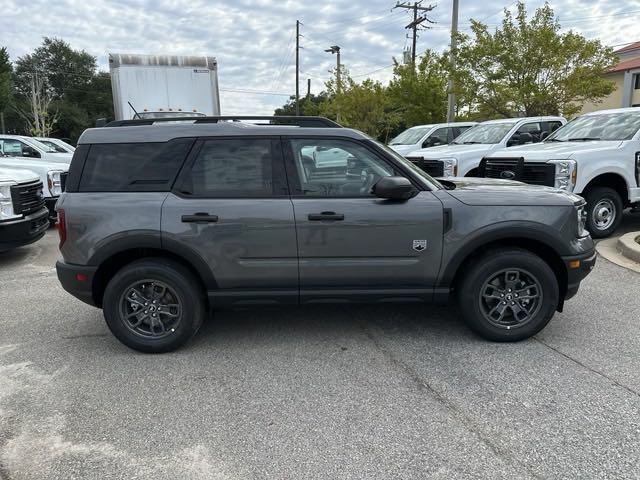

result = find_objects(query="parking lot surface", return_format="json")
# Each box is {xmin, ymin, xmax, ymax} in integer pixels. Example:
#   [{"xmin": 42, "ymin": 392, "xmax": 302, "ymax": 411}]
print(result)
[{"xmin": 1, "ymin": 215, "xmax": 640, "ymax": 479}]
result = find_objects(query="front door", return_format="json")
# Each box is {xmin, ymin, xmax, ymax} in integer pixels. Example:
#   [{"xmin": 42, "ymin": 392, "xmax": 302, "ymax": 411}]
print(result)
[
  {"xmin": 284, "ymin": 137, "xmax": 444, "ymax": 301},
  {"xmin": 162, "ymin": 137, "xmax": 298, "ymax": 305}
]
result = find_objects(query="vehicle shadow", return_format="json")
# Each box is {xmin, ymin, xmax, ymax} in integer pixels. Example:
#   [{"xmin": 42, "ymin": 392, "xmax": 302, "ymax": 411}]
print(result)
[{"xmin": 188, "ymin": 303, "xmax": 475, "ymax": 352}]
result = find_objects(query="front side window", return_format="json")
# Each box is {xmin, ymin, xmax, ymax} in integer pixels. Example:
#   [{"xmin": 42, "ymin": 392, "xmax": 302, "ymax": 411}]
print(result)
[
  {"xmin": 289, "ymin": 138, "xmax": 394, "ymax": 197},
  {"xmin": 181, "ymin": 138, "xmax": 282, "ymax": 197},
  {"xmin": 427, "ymin": 127, "xmax": 449, "ymax": 146},
  {"xmin": 547, "ymin": 112, "xmax": 640, "ymax": 142},
  {"xmin": 453, "ymin": 122, "xmax": 518, "ymax": 144},
  {"xmin": 79, "ymin": 139, "xmax": 193, "ymax": 192}
]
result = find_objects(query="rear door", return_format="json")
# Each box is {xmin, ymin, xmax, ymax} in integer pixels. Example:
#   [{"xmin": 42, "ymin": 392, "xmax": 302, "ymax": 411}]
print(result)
[
  {"xmin": 284, "ymin": 137, "xmax": 444, "ymax": 301},
  {"xmin": 162, "ymin": 136, "xmax": 298, "ymax": 305}
]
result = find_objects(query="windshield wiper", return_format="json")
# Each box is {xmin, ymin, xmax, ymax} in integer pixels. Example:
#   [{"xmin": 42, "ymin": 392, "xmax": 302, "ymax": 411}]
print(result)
[
  {"xmin": 567, "ymin": 137, "xmax": 600, "ymax": 142},
  {"xmin": 545, "ymin": 138, "xmax": 565, "ymax": 142},
  {"xmin": 462, "ymin": 141, "xmax": 481, "ymax": 144}
]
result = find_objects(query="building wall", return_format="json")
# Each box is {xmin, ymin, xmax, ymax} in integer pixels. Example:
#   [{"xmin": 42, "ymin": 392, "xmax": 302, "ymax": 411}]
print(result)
[{"xmin": 580, "ymin": 73, "xmax": 625, "ymax": 114}]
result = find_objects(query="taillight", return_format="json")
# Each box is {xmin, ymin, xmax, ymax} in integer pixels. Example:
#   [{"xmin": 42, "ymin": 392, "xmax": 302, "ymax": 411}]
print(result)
[{"xmin": 57, "ymin": 208, "xmax": 66, "ymax": 249}]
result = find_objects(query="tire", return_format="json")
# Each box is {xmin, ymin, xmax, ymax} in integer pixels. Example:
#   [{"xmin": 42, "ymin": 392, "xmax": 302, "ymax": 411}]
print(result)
[
  {"xmin": 457, "ymin": 248, "xmax": 559, "ymax": 342},
  {"xmin": 584, "ymin": 187, "xmax": 623, "ymax": 238},
  {"xmin": 103, "ymin": 258, "xmax": 206, "ymax": 353}
]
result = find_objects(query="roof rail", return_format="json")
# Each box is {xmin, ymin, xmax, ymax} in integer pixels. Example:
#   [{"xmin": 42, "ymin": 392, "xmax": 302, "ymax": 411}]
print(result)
[{"xmin": 104, "ymin": 116, "xmax": 342, "ymax": 128}]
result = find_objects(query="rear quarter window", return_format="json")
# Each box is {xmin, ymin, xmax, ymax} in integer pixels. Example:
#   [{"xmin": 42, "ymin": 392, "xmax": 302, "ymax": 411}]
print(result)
[{"xmin": 78, "ymin": 139, "xmax": 194, "ymax": 192}]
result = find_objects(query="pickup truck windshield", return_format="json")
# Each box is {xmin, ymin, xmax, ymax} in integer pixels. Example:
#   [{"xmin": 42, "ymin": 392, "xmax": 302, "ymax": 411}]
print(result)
[
  {"xmin": 452, "ymin": 122, "xmax": 517, "ymax": 144},
  {"xmin": 547, "ymin": 112, "xmax": 640, "ymax": 142},
  {"xmin": 389, "ymin": 126, "xmax": 432, "ymax": 145}
]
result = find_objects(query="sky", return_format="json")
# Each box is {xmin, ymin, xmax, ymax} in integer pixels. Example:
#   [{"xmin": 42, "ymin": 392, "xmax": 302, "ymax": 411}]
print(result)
[{"xmin": 2, "ymin": 0, "xmax": 640, "ymax": 115}]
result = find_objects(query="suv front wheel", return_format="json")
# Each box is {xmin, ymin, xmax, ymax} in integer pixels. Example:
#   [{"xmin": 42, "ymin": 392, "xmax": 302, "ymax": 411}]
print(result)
[
  {"xmin": 457, "ymin": 249, "xmax": 559, "ymax": 341},
  {"xmin": 103, "ymin": 258, "xmax": 206, "ymax": 353}
]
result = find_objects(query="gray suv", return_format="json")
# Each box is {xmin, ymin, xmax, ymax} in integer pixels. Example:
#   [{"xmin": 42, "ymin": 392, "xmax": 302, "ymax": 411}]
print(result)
[{"xmin": 55, "ymin": 116, "xmax": 596, "ymax": 353}]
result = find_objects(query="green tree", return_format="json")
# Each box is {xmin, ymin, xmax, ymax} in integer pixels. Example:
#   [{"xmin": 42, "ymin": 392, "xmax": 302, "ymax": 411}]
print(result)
[
  {"xmin": 386, "ymin": 51, "xmax": 449, "ymax": 129},
  {"xmin": 275, "ymin": 92, "xmax": 329, "ymax": 116},
  {"xmin": 0, "ymin": 47, "xmax": 13, "ymax": 133},
  {"xmin": 449, "ymin": 2, "xmax": 618, "ymax": 118},
  {"xmin": 320, "ymin": 73, "xmax": 399, "ymax": 141}
]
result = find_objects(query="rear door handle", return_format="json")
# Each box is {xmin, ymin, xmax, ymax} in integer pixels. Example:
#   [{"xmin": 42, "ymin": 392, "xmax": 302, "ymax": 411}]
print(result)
[
  {"xmin": 308, "ymin": 212, "xmax": 345, "ymax": 221},
  {"xmin": 181, "ymin": 213, "xmax": 219, "ymax": 223}
]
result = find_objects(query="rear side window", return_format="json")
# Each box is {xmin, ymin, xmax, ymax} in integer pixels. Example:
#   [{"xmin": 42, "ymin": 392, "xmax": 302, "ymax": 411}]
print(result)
[
  {"xmin": 79, "ymin": 139, "xmax": 193, "ymax": 192},
  {"xmin": 179, "ymin": 138, "xmax": 285, "ymax": 197}
]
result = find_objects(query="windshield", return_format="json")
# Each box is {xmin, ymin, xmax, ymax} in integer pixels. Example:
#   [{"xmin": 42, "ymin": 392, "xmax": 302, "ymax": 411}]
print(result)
[
  {"xmin": 453, "ymin": 122, "xmax": 518, "ymax": 144},
  {"xmin": 389, "ymin": 126, "xmax": 432, "ymax": 145},
  {"xmin": 30, "ymin": 139, "xmax": 57, "ymax": 153},
  {"xmin": 367, "ymin": 138, "xmax": 443, "ymax": 191},
  {"xmin": 547, "ymin": 112, "xmax": 640, "ymax": 142},
  {"xmin": 39, "ymin": 140, "xmax": 68, "ymax": 153}
]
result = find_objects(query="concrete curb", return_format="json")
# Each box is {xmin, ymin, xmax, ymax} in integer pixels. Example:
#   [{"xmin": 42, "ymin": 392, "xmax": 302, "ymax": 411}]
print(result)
[
  {"xmin": 596, "ymin": 233, "xmax": 640, "ymax": 274},
  {"xmin": 617, "ymin": 232, "xmax": 640, "ymax": 264}
]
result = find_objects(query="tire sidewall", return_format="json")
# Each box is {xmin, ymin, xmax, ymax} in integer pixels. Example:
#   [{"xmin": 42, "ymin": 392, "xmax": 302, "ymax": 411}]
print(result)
[
  {"xmin": 585, "ymin": 187, "xmax": 623, "ymax": 239},
  {"xmin": 458, "ymin": 250, "xmax": 559, "ymax": 341},
  {"xmin": 103, "ymin": 259, "xmax": 204, "ymax": 353}
]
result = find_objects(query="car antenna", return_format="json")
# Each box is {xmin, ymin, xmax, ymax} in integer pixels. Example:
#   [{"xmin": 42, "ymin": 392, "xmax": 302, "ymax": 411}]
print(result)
[{"xmin": 127, "ymin": 101, "xmax": 142, "ymax": 119}]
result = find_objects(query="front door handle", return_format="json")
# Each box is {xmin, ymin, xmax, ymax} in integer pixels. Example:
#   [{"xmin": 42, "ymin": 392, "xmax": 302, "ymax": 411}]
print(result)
[
  {"xmin": 308, "ymin": 211, "xmax": 345, "ymax": 221},
  {"xmin": 181, "ymin": 213, "xmax": 219, "ymax": 223}
]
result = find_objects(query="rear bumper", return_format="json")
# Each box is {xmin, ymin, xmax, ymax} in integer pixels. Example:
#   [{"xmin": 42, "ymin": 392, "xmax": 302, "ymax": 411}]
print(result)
[
  {"xmin": 56, "ymin": 260, "xmax": 98, "ymax": 306},
  {"xmin": 563, "ymin": 249, "xmax": 597, "ymax": 300},
  {"xmin": 0, "ymin": 207, "xmax": 49, "ymax": 251}
]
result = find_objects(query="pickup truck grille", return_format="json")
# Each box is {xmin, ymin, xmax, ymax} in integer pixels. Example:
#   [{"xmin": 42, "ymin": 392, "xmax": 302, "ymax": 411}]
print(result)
[
  {"xmin": 11, "ymin": 180, "xmax": 45, "ymax": 215},
  {"xmin": 479, "ymin": 158, "xmax": 555, "ymax": 186},
  {"xmin": 405, "ymin": 157, "xmax": 444, "ymax": 177}
]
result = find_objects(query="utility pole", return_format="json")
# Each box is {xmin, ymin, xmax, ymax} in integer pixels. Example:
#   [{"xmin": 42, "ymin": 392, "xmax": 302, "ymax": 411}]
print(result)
[
  {"xmin": 394, "ymin": 1, "xmax": 435, "ymax": 65},
  {"xmin": 446, "ymin": 0, "xmax": 459, "ymax": 122},
  {"xmin": 295, "ymin": 20, "xmax": 300, "ymax": 116},
  {"xmin": 325, "ymin": 45, "xmax": 341, "ymax": 122},
  {"xmin": 306, "ymin": 78, "xmax": 311, "ymax": 100}
]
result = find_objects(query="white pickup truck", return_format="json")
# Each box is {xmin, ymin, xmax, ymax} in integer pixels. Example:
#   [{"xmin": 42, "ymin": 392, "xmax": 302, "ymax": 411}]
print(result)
[
  {"xmin": 388, "ymin": 122, "xmax": 478, "ymax": 156},
  {"xmin": 0, "ymin": 166, "xmax": 49, "ymax": 251},
  {"xmin": 405, "ymin": 116, "xmax": 566, "ymax": 178},
  {"xmin": 0, "ymin": 135, "xmax": 71, "ymax": 223},
  {"xmin": 481, "ymin": 107, "xmax": 640, "ymax": 238}
]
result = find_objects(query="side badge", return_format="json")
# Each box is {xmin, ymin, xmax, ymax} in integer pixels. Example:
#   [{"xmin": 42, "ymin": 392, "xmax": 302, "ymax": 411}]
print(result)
[{"xmin": 413, "ymin": 240, "xmax": 427, "ymax": 252}]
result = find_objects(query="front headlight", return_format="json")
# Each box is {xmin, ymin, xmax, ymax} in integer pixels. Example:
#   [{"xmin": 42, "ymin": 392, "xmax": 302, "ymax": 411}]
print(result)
[
  {"xmin": 547, "ymin": 160, "xmax": 577, "ymax": 191},
  {"xmin": 0, "ymin": 182, "xmax": 20, "ymax": 221},
  {"xmin": 441, "ymin": 158, "xmax": 458, "ymax": 177},
  {"xmin": 576, "ymin": 204, "xmax": 589, "ymax": 237},
  {"xmin": 48, "ymin": 170, "xmax": 63, "ymax": 196}
]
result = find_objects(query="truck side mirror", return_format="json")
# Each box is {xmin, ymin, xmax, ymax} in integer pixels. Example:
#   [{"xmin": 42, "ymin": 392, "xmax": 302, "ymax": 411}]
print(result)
[
  {"xmin": 518, "ymin": 132, "xmax": 533, "ymax": 144},
  {"xmin": 540, "ymin": 131, "xmax": 550, "ymax": 141},
  {"xmin": 373, "ymin": 176, "xmax": 418, "ymax": 200}
]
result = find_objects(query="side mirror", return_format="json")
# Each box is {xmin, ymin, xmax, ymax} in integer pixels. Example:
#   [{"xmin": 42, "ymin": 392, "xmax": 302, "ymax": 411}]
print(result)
[
  {"xmin": 372, "ymin": 176, "xmax": 418, "ymax": 200},
  {"xmin": 22, "ymin": 146, "xmax": 40, "ymax": 158},
  {"xmin": 540, "ymin": 131, "xmax": 550, "ymax": 141},
  {"xmin": 423, "ymin": 137, "xmax": 444, "ymax": 148},
  {"xmin": 518, "ymin": 132, "xmax": 533, "ymax": 144}
]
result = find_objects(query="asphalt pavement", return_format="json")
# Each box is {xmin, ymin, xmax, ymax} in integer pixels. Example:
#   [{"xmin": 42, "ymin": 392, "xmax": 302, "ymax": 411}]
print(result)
[{"xmin": 1, "ymin": 215, "xmax": 639, "ymax": 480}]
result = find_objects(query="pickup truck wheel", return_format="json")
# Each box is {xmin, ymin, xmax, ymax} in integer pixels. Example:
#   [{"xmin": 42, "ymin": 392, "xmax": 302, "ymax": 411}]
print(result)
[
  {"xmin": 585, "ymin": 187, "xmax": 623, "ymax": 238},
  {"xmin": 458, "ymin": 249, "xmax": 558, "ymax": 341},
  {"xmin": 103, "ymin": 258, "xmax": 205, "ymax": 353}
]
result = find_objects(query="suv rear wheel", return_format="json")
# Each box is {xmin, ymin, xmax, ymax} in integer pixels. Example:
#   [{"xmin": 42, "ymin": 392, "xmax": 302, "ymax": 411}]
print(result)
[
  {"xmin": 457, "ymin": 249, "xmax": 558, "ymax": 341},
  {"xmin": 103, "ymin": 258, "xmax": 206, "ymax": 353},
  {"xmin": 584, "ymin": 187, "xmax": 623, "ymax": 238}
]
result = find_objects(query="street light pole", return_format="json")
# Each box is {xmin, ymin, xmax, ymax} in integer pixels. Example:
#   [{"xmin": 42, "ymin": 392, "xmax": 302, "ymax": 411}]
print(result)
[
  {"xmin": 325, "ymin": 45, "xmax": 341, "ymax": 122},
  {"xmin": 446, "ymin": 0, "xmax": 459, "ymax": 122}
]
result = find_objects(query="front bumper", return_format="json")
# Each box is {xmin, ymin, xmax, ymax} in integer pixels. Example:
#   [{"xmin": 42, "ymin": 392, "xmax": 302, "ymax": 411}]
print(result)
[
  {"xmin": 563, "ymin": 249, "xmax": 597, "ymax": 300},
  {"xmin": 56, "ymin": 261, "xmax": 98, "ymax": 307},
  {"xmin": 0, "ymin": 207, "xmax": 49, "ymax": 251}
]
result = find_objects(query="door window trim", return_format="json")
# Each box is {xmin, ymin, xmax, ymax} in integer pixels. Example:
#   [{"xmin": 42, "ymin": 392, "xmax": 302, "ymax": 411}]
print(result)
[
  {"xmin": 172, "ymin": 135, "xmax": 290, "ymax": 199},
  {"xmin": 282, "ymin": 136, "xmax": 423, "ymax": 199}
]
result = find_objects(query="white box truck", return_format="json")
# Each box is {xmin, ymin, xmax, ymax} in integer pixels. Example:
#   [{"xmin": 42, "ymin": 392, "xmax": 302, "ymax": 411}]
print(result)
[{"xmin": 109, "ymin": 53, "xmax": 221, "ymax": 121}]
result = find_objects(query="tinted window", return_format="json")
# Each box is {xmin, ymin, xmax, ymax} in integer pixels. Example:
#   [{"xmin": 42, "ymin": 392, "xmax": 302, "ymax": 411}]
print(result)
[
  {"xmin": 289, "ymin": 138, "xmax": 394, "ymax": 197},
  {"xmin": 182, "ymin": 138, "xmax": 282, "ymax": 197},
  {"xmin": 79, "ymin": 139, "xmax": 193, "ymax": 192}
]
